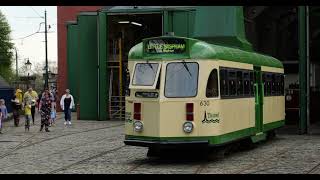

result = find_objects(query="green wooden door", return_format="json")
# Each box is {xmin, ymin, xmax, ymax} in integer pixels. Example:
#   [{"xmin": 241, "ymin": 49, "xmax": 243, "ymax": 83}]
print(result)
[
  {"xmin": 78, "ymin": 13, "xmax": 98, "ymax": 120},
  {"xmin": 254, "ymin": 66, "xmax": 263, "ymax": 133},
  {"xmin": 163, "ymin": 10, "xmax": 195, "ymax": 37}
]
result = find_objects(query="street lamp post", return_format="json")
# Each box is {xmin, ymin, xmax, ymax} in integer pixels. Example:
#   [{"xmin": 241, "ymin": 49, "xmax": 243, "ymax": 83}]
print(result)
[
  {"xmin": 25, "ymin": 58, "xmax": 32, "ymax": 87},
  {"xmin": 44, "ymin": 10, "xmax": 49, "ymax": 89}
]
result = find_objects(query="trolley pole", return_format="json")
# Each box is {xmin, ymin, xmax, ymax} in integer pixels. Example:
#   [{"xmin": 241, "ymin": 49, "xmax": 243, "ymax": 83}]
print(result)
[{"xmin": 44, "ymin": 10, "xmax": 49, "ymax": 89}]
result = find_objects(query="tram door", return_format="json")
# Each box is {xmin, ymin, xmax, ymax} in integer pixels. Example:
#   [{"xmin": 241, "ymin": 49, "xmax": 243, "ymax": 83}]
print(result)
[{"xmin": 254, "ymin": 66, "xmax": 264, "ymax": 133}]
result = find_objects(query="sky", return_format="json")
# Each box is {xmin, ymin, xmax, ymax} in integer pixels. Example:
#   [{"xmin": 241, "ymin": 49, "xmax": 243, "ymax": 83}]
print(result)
[{"xmin": 0, "ymin": 6, "xmax": 57, "ymax": 74}]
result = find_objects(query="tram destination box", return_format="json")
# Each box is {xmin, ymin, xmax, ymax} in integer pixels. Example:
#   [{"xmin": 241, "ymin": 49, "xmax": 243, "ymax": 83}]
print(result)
[{"xmin": 143, "ymin": 37, "xmax": 187, "ymax": 54}]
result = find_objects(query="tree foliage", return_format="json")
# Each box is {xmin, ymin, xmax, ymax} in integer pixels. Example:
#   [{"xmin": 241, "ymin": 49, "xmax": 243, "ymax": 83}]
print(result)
[{"xmin": 0, "ymin": 10, "xmax": 14, "ymax": 82}]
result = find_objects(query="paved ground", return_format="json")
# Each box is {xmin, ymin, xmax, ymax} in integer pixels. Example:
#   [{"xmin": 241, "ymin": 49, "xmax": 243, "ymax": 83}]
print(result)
[{"xmin": 1, "ymin": 112, "xmax": 320, "ymax": 174}]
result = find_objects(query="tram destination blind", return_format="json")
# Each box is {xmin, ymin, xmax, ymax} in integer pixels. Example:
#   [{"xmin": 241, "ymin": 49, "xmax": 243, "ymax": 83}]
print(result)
[{"xmin": 145, "ymin": 38, "xmax": 186, "ymax": 54}]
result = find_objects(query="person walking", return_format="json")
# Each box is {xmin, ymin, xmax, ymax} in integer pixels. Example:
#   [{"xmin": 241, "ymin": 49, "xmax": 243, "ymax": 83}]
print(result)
[
  {"xmin": 11, "ymin": 95, "xmax": 21, "ymax": 127},
  {"xmin": 24, "ymin": 101, "xmax": 32, "ymax": 131},
  {"xmin": 0, "ymin": 99, "xmax": 8, "ymax": 134},
  {"xmin": 60, "ymin": 89, "xmax": 75, "ymax": 126},
  {"xmin": 50, "ymin": 102, "xmax": 56, "ymax": 126},
  {"xmin": 23, "ymin": 87, "xmax": 38, "ymax": 125},
  {"xmin": 15, "ymin": 88, "xmax": 23, "ymax": 105},
  {"xmin": 0, "ymin": 110, "xmax": 2, "ymax": 134},
  {"xmin": 39, "ymin": 91, "xmax": 51, "ymax": 132}
]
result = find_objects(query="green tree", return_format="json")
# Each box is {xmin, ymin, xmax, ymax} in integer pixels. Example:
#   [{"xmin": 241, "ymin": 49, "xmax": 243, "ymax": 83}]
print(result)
[{"xmin": 0, "ymin": 10, "xmax": 14, "ymax": 82}]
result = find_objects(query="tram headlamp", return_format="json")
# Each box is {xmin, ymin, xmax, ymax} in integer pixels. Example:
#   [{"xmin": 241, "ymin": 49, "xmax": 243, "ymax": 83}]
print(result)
[
  {"xmin": 183, "ymin": 122, "xmax": 194, "ymax": 133},
  {"xmin": 133, "ymin": 121, "xmax": 143, "ymax": 132}
]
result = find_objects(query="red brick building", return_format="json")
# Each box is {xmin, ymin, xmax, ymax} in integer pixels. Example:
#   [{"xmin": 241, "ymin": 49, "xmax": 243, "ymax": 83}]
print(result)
[{"xmin": 57, "ymin": 6, "xmax": 102, "ymax": 110}]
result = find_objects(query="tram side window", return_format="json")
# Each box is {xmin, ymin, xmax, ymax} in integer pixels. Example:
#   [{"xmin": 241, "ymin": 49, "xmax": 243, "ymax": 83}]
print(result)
[
  {"xmin": 220, "ymin": 69, "xmax": 228, "ymax": 97},
  {"xmin": 281, "ymin": 74, "xmax": 284, "ymax": 95},
  {"xmin": 243, "ymin": 71, "xmax": 250, "ymax": 96},
  {"xmin": 250, "ymin": 72, "xmax": 254, "ymax": 96},
  {"xmin": 228, "ymin": 71, "xmax": 237, "ymax": 96},
  {"xmin": 263, "ymin": 73, "xmax": 272, "ymax": 96},
  {"xmin": 271, "ymin": 74, "xmax": 277, "ymax": 95},
  {"xmin": 267, "ymin": 73, "xmax": 272, "ymax": 96},
  {"xmin": 263, "ymin": 74, "xmax": 267, "ymax": 95},
  {"xmin": 236, "ymin": 71, "xmax": 243, "ymax": 96},
  {"xmin": 206, "ymin": 69, "xmax": 219, "ymax": 97},
  {"xmin": 276, "ymin": 74, "xmax": 282, "ymax": 96}
]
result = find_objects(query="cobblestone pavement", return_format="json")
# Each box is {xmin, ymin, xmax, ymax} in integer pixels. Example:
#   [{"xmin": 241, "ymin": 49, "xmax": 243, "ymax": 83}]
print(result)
[{"xmin": 1, "ymin": 113, "xmax": 320, "ymax": 174}]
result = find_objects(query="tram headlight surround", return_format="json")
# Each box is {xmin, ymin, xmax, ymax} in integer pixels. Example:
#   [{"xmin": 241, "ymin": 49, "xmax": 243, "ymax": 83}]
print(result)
[
  {"xmin": 133, "ymin": 121, "xmax": 143, "ymax": 132},
  {"xmin": 183, "ymin": 122, "xmax": 194, "ymax": 133}
]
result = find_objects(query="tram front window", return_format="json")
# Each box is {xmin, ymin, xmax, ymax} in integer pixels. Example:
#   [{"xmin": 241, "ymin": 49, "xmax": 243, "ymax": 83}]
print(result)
[
  {"xmin": 132, "ymin": 63, "xmax": 159, "ymax": 86},
  {"xmin": 165, "ymin": 62, "xmax": 199, "ymax": 98}
]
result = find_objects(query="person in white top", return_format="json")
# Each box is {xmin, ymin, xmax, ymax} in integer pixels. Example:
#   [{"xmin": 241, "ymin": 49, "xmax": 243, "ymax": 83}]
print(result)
[{"xmin": 60, "ymin": 89, "xmax": 75, "ymax": 126}]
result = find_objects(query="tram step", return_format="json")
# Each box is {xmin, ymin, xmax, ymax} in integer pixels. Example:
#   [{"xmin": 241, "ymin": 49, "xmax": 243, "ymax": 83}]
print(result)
[{"xmin": 250, "ymin": 132, "xmax": 267, "ymax": 143}]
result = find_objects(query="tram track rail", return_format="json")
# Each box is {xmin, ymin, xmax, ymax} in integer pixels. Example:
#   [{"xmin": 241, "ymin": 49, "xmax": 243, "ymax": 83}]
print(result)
[
  {"xmin": 232, "ymin": 147, "xmax": 291, "ymax": 174},
  {"xmin": 0, "ymin": 134, "xmax": 37, "ymax": 159},
  {"xmin": 306, "ymin": 161, "xmax": 320, "ymax": 174},
  {"xmin": 47, "ymin": 145, "xmax": 126, "ymax": 174},
  {"xmin": 194, "ymin": 161, "xmax": 210, "ymax": 174},
  {"xmin": 0, "ymin": 123, "xmax": 124, "ymax": 160},
  {"xmin": 124, "ymin": 161, "xmax": 147, "ymax": 174},
  {"xmin": 125, "ymin": 164, "xmax": 143, "ymax": 174},
  {"xmin": 0, "ymin": 133, "xmax": 125, "ymax": 171}
]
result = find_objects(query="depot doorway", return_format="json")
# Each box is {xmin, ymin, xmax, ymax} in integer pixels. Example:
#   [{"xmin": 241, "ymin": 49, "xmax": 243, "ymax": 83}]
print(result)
[{"xmin": 107, "ymin": 13, "xmax": 163, "ymax": 120}]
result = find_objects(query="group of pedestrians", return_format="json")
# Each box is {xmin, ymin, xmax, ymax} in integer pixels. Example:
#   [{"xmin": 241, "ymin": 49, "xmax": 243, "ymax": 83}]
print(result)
[{"xmin": 0, "ymin": 87, "xmax": 75, "ymax": 134}]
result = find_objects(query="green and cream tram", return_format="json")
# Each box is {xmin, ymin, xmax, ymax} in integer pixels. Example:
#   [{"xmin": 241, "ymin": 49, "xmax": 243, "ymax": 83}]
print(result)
[{"xmin": 124, "ymin": 36, "xmax": 285, "ymax": 156}]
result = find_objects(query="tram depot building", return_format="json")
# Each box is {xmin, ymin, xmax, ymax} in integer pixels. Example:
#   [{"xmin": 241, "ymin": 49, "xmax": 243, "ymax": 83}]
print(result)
[{"xmin": 57, "ymin": 6, "xmax": 319, "ymax": 134}]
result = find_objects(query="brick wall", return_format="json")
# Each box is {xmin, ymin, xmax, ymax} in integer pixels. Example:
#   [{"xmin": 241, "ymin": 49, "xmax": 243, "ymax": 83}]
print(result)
[{"xmin": 57, "ymin": 6, "xmax": 102, "ymax": 111}]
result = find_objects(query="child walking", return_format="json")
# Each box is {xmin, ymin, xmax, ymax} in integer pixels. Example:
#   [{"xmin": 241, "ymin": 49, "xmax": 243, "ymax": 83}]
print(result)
[
  {"xmin": 50, "ymin": 103, "xmax": 56, "ymax": 126},
  {"xmin": 24, "ymin": 101, "xmax": 32, "ymax": 131},
  {"xmin": 0, "ymin": 99, "xmax": 8, "ymax": 134}
]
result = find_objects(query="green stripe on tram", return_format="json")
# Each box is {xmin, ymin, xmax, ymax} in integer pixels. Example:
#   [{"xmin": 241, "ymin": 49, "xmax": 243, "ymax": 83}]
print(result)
[{"xmin": 126, "ymin": 120, "xmax": 285, "ymax": 145}]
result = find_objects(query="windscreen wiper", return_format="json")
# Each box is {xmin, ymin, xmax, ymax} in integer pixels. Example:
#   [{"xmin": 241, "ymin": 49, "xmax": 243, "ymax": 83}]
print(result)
[
  {"xmin": 146, "ymin": 61, "xmax": 155, "ymax": 72},
  {"xmin": 182, "ymin": 60, "xmax": 192, "ymax": 77}
]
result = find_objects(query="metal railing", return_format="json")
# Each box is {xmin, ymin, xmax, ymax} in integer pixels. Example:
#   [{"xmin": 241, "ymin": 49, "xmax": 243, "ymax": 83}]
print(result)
[{"xmin": 109, "ymin": 96, "xmax": 125, "ymax": 120}]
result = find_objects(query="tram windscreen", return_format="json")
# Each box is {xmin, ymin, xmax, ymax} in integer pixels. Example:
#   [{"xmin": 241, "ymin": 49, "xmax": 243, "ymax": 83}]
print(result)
[
  {"xmin": 132, "ymin": 63, "xmax": 159, "ymax": 86},
  {"xmin": 165, "ymin": 62, "xmax": 199, "ymax": 97}
]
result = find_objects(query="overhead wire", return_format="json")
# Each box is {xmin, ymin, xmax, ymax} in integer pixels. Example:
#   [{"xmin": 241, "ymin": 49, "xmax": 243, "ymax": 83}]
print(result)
[
  {"xmin": 29, "ymin": 6, "xmax": 44, "ymax": 19},
  {"xmin": 12, "ymin": 22, "xmax": 43, "ymax": 40},
  {"xmin": 10, "ymin": 7, "xmax": 56, "ymax": 41}
]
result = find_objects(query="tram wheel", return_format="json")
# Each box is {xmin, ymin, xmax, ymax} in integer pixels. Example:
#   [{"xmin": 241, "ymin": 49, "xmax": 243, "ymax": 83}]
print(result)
[
  {"xmin": 207, "ymin": 146, "xmax": 229, "ymax": 160},
  {"xmin": 239, "ymin": 138, "xmax": 256, "ymax": 151},
  {"xmin": 147, "ymin": 147, "xmax": 161, "ymax": 157},
  {"xmin": 267, "ymin": 130, "xmax": 276, "ymax": 140}
]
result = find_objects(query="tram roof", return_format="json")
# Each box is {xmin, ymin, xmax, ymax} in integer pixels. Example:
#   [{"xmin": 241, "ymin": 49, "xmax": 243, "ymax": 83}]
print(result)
[{"xmin": 128, "ymin": 36, "xmax": 283, "ymax": 69}]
